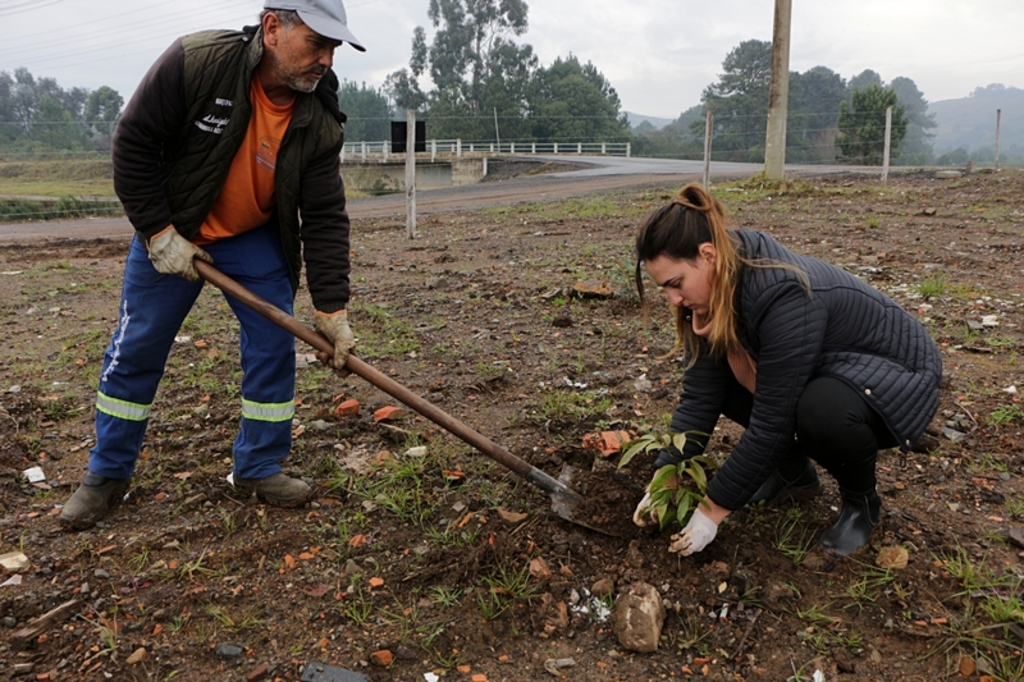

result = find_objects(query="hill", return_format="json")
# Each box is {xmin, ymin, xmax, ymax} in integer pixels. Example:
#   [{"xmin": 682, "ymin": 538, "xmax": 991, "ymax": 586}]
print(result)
[{"xmin": 929, "ymin": 84, "xmax": 1024, "ymax": 155}]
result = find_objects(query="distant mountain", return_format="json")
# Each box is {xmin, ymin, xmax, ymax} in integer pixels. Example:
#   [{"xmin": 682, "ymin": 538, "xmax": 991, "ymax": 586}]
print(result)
[
  {"xmin": 929, "ymin": 84, "xmax": 1024, "ymax": 154},
  {"xmin": 624, "ymin": 111, "xmax": 675, "ymax": 131}
]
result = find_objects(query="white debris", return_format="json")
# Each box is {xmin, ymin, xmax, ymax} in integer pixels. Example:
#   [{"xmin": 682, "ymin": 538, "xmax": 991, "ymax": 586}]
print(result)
[
  {"xmin": 1003, "ymin": 385, "xmax": 1017, "ymax": 394},
  {"xmin": 23, "ymin": 467, "xmax": 46, "ymax": 483},
  {"xmin": 981, "ymin": 315, "xmax": 1000, "ymax": 327}
]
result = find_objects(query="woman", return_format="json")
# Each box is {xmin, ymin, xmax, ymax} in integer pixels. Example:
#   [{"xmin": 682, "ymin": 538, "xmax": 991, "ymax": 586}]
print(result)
[{"xmin": 631, "ymin": 183, "xmax": 942, "ymax": 556}]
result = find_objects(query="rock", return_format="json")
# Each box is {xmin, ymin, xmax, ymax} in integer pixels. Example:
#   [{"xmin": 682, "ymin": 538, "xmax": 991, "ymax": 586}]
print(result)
[
  {"xmin": 591, "ymin": 578, "xmax": 615, "ymax": 598},
  {"xmin": 572, "ymin": 280, "xmax": 614, "ymax": 299},
  {"xmin": 3, "ymin": 616, "xmax": 18, "ymax": 628},
  {"xmin": 126, "ymin": 647, "xmax": 147, "ymax": 665},
  {"xmin": 942, "ymin": 427, "xmax": 968, "ymax": 443},
  {"xmin": 875, "ymin": 546, "xmax": 909, "ymax": 570},
  {"xmin": 0, "ymin": 551, "xmax": 30, "ymax": 573},
  {"xmin": 529, "ymin": 557, "xmax": 552, "ymax": 581},
  {"xmin": 497, "ymin": 508, "xmax": 528, "ymax": 524},
  {"xmin": 933, "ymin": 170, "xmax": 962, "ymax": 179},
  {"xmin": 369, "ymin": 650, "xmax": 394, "ymax": 667},
  {"xmin": 372, "ymin": 406, "xmax": 404, "ymax": 423},
  {"xmin": 543, "ymin": 657, "xmax": 576, "ymax": 675},
  {"xmin": 245, "ymin": 662, "xmax": 270, "ymax": 681},
  {"xmin": 93, "ymin": 569, "xmax": 110, "ymax": 580},
  {"xmin": 215, "ymin": 643, "xmax": 244, "ymax": 659},
  {"xmin": 308, "ymin": 420, "xmax": 331, "ymax": 432},
  {"xmin": 611, "ymin": 582, "xmax": 665, "ymax": 653},
  {"xmin": 802, "ymin": 552, "xmax": 830, "ymax": 571}
]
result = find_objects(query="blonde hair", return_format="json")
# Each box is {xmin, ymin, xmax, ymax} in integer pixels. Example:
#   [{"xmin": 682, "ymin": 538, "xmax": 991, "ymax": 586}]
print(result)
[{"xmin": 634, "ymin": 183, "xmax": 806, "ymax": 366}]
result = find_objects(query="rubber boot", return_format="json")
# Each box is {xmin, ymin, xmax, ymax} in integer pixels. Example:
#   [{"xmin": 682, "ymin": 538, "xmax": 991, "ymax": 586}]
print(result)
[
  {"xmin": 749, "ymin": 458, "xmax": 822, "ymax": 505},
  {"xmin": 233, "ymin": 472, "xmax": 313, "ymax": 508},
  {"xmin": 59, "ymin": 471, "xmax": 131, "ymax": 530},
  {"xmin": 819, "ymin": 488, "xmax": 881, "ymax": 555}
]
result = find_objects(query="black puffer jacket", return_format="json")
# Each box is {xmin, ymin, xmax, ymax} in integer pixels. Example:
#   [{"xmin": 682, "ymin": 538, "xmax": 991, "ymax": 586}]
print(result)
[{"xmin": 668, "ymin": 229, "xmax": 942, "ymax": 511}]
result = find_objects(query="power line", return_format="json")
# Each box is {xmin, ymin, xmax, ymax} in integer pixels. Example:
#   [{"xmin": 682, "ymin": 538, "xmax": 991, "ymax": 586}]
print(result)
[
  {"xmin": 0, "ymin": 0, "xmax": 63, "ymax": 17},
  {"xmin": 0, "ymin": 0, "xmax": 254, "ymax": 63}
]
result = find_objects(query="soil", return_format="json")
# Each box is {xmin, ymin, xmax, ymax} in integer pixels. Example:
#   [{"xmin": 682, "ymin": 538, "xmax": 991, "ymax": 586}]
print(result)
[{"xmin": 2, "ymin": 169, "xmax": 1024, "ymax": 682}]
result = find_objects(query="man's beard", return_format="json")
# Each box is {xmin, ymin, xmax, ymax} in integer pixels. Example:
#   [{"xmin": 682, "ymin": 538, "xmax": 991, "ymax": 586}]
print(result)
[{"xmin": 286, "ymin": 71, "xmax": 323, "ymax": 93}]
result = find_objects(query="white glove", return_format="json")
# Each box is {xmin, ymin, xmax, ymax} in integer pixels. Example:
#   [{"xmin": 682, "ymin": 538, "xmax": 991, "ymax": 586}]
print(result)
[
  {"xmin": 147, "ymin": 225, "xmax": 212, "ymax": 282},
  {"xmin": 633, "ymin": 489, "xmax": 658, "ymax": 527},
  {"xmin": 668, "ymin": 507, "xmax": 719, "ymax": 556},
  {"xmin": 314, "ymin": 309, "xmax": 356, "ymax": 372}
]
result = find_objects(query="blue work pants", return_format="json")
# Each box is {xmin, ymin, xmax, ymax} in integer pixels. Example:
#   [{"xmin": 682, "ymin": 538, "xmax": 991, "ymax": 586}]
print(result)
[{"xmin": 88, "ymin": 223, "xmax": 296, "ymax": 481}]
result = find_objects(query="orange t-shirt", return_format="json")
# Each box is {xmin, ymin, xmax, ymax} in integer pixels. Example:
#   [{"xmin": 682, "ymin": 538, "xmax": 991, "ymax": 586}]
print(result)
[{"xmin": 195, "ymin": 75, "xmax": 295, "ymax": 244}]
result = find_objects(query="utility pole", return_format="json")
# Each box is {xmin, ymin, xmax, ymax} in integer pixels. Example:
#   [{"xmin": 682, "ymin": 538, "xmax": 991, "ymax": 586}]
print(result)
[
  {"xmin": 995, "ymin": 108, "xmax": 1002, "ymax": 171},
  {"xmin": 881, "ymin": 106, "xmax": 892, "ymax": 184},
  {"xmin": 763, "ymin": 0, "xmax": 792, "ymax": 181},
  {"xmin": 405, "ymin": 109, "xmax": 417, "ymax": 239}
]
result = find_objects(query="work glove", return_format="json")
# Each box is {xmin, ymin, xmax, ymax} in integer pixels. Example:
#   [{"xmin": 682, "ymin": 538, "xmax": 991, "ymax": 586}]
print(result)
[
  {"xmin": 146, "ymin": 225, "xmax": 212, "ymax": 282},
  {"xmin": 314, "ymin": 309, "xmax": 356, "ymax": 373},
  {"xmin": 632, "ymin": 488, "xmax": 659, "ymax": 527},
  {"xmin": 668, "ymin": 506, "xmax": 719, "ymax": 556}
]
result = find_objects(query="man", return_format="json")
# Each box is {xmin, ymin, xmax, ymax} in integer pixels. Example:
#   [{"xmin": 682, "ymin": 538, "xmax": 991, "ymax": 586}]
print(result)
[{"xmin": 60, "ymin": 0, "xmax": 362, "ymax": 530}]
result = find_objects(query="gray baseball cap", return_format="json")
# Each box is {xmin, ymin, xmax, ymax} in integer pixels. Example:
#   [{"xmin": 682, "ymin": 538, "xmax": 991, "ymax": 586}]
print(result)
[{"xmin": 264, "ymin": 0, "xmax": 365, "ymax": 51}]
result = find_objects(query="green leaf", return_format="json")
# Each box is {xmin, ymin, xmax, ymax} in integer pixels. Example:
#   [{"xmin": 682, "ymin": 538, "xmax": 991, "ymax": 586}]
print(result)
[{"xmin": 650, "ymin": 465, "xmax": 678, "ymax": 492}]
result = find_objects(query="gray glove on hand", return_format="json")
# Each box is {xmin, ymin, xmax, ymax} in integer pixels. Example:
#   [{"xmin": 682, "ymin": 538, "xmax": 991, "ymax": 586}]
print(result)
[
  {"xmin": 314, "ymin": 309, "xmax": 356, "ymax": 372},
  {"xmin": 147, "ymin": 225, "xmax": 212, "ymax": 282},
  {"xmin": 668, "ymin": 507, "xmax": 719, "ymax": 556}
]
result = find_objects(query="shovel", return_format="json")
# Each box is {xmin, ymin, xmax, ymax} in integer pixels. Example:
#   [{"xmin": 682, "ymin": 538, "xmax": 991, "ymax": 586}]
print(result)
[{"xmin": 193, "ymin": 259, "xmax": 617, "ymax": 536}]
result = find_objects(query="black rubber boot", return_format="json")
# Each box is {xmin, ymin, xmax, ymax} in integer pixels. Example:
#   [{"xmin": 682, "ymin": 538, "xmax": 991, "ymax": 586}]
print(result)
[
  {"xmin": 819, "ymin": 488, "xmax": 881, "ymax": 555},
  {"xmin": 749, "ymin": 458, "xmax": 822, "ymax": 505},
  {"xmin": 59, "ymin": 471, "xmax": 130, "ymax": 530}
]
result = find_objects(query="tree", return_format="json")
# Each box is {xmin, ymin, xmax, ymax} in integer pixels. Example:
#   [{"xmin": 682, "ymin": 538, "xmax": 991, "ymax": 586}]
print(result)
[
  {"xmin": 388, "ymin": 0, "xmax": 534, "ymax": 139},
  {"xmin": 890, "ymin": 76, "xmax": 936, "ymax": 165},
  {"xmin": 836, "ymin": 84, "xmax": 907, "ymax": 165},
  {"xmin": 528, "ymin": 56, "xmax": 629, "ymax": 142},
  {"xmin": 337, "ymin": 80, "xmax": 392, "ymax": 142},
  {"xmin": 847, "ymin": 69, "xmax": 882, "ymax": 93},
  {"xmin": 84, "ymin": 85, "xmax": 123, "ymax": 149},
  {"xmin": 695, "ymin": 40, "xmax": 772, "ymax": 161},
  {"xmin": 787, "ymin": 66, "xmax": 846, "ymax": 162}
]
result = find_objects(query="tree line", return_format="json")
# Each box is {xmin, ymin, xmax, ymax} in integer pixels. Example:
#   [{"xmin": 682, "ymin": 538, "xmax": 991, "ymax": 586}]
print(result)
[
  {"xmin": 0, "ymin": 68, "xmax": 122, "ymax": 157},
  {"xmin": 633, "ymin": 40, "xmax": 937, "ymax": 165}
]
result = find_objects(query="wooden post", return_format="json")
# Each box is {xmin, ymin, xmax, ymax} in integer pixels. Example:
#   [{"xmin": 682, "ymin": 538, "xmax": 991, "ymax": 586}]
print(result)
[
  {"xmin": 995, "ymin": 109, "xmax": 1002, "ymax": 171},
  {"xmin": 360, "ymin": 141, "xmax": 366, "ymax": 163},
  {"xmin": 431, "ymin": 138, "xmax": 437, "ymax": 163},
  {"xmin": 703, "ymin": 109, "xmax": 714, "ymax": 190},
  {"xmin": 494, "ymin": 107, "xmax": 501, "ymax": 152},
  {"xmin": 456, "ymin": 138, "xmax": 462, "ymax": 158},
  {"xmin": 405, "ymin": 109, "xmax": 417, "ymax": 239},
  {"xmin": 764, "ymin": 0, "xmax": 792, "ymax": 180},
  {"xmin": 881, "ymin": 106, "xmax": 892, "ymax": 184}
]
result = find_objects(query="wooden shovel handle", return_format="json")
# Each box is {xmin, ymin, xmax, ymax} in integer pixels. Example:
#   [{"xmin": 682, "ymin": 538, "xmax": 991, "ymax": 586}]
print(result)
[{"xmin": 193, "ymin": 259, "xmax": 575, "ymax": 498}]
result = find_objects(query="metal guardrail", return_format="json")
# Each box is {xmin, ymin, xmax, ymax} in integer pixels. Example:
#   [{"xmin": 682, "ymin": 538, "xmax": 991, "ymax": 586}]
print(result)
[{"xmin": 340, "ymin": 139, "xmax": 631, "ymax": 163}]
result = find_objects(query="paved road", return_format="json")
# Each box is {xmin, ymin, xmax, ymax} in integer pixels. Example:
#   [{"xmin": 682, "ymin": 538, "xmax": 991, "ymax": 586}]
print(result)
[{"xmin": 0, "ymin": 157, "xmax": 884, "ymax": 244}]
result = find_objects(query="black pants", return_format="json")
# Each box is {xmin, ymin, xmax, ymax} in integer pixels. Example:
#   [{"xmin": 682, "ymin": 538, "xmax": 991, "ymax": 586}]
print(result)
[{"xmin": 721, "ymin": 376, "xmax": 899, "ymax": 493}]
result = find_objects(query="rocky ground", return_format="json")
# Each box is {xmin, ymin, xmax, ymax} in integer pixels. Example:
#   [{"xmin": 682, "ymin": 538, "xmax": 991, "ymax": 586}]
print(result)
[{"xmin": 1, "ymin": 169, "xmax": 1024, "ymax": 681}]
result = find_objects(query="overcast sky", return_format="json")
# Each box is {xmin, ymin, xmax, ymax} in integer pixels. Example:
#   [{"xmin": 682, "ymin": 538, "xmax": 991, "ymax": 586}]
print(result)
[{"xmin": 2, "ymin": 0, "xmax": 1022, "ymax": 120}]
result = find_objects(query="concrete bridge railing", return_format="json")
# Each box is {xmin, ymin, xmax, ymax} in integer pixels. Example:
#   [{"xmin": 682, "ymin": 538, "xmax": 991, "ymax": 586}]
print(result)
[{"xmin": 340, "ymin": 139, "xmax": 631, "ymax": 164}]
